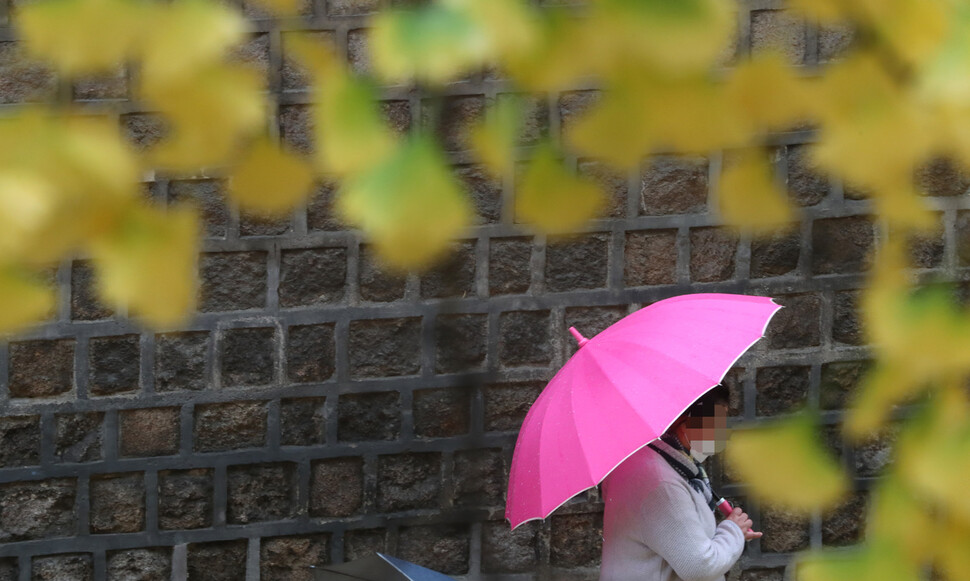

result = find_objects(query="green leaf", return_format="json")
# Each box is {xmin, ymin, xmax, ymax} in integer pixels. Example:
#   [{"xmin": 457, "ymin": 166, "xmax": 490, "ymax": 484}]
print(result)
[{"xmin": 515, "ymin": 142, "xmax": 606, "ymax": 233}]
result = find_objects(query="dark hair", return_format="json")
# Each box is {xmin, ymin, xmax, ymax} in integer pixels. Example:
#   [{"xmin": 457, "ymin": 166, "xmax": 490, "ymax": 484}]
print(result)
[{"xmin": 685, "ymin": 384, "xmax": 729, "ymax": 417}]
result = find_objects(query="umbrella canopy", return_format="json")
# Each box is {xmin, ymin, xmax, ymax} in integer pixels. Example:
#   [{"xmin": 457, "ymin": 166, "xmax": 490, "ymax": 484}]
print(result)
[
  {"xmin": 312, "ymin": 552, "xmax": 455, "ymax": 581},
  {"xmin": 506, "ymin": 293, "xmax": 781, "ymax": 529}
]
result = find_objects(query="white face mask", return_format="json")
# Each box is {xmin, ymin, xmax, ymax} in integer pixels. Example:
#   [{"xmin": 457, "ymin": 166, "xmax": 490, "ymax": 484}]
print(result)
[{"xmin": 690, "ymin": 438, "xmax": 725, "ymax": 463}]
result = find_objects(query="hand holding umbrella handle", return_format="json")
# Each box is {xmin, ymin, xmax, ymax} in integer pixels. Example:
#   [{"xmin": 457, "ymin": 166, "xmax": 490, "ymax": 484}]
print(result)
[{"xmin": 716, "ymin": 498, "xmax": 733, "ymax": 518}]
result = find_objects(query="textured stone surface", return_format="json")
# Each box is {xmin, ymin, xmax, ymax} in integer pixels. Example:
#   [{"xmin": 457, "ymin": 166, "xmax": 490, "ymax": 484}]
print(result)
[
  {"xmin": 230, "ymin": 34, "xmax": 270, "ymax": 82},
  {"xmin": 121, "ymin": 113, "xmax": 168, "ymax": 151},
  {"xmin": 760, "ymin": 506, "xmax": 810, "ymax": 553},
  {"xmin": 812, "ymin": 216, "xmax": 875, "ymax": 274},
  {"xmin": 690, "ymin": 227, "xmax": 739, "ymax": 282},
  {"xmin": 220, "ymin": 327, "xmax": 277, "ymax": 387},
  {"xmin": 377, "ymin": 453, "xmax": 441, "ymax": 511},
  {"xmin": 559, "ymin": 91, "xmax": 601, "ymax": 132},
  {"xmin": 119, "ymin": 408, "xmax": 180, "ymax": 457},
  {"xmin": 489, "ymin": 238, "xmax": 532, "ymax": 295},
  {"xmin": 482, "ymin": 521, "xmax": 539, "ymax": 574},
  {"xmin": 818, "ymin": 24, "xmax": 855, "ymax": 63},
  {"xmin": 579, "ymin": 160, "xmax": 627, "ymax": 218},
  {"xmin": 751, "ymin": 9, "xmax": 806, "ymax": 65},
  {"xmin": 155, "ymin": 331, "xmax": 209, "ymax": 392},
  {"xmin": 625, "ymin": 230, "xmax": 678, "ymax": 286},
  {"xmin": 917, "ymin": 157, "xmax": 970, "ymax": 197},
  {"xmin": 854, "ymin": 427, "xmax": 898, "ymax": 477},
  {"xmin": 397, "ymin": 524, "xmax": 470, "ymax": 576},
  {"xmin": 551, "ymin": 513, "xmax": 603, "ymax": 567},
  {"xmin": 54, "ymin": 412, "xmax": 103, "ymax": 463},
  {"xmin": 0, "ymin": 479, "xmax": 76, "ymax": 542},
  {"xmin": 822, "ymin": 492, "xmax": 867, "ymax": 546},
  {"xmin": 740, "ymin": 567, "xmax": 786, "ymax": 581},
  {"xmin": 787, "ymin": 145, "xmax": 828, "ymax": 206},
  {"xmin": 457, "ymin": 165, "xmax": 502, "ymax": 224},
  {"xmin": 956, "ymin": 210, "xmax": 970, "ymax": 266},
  {"xmin": 280, "ymin": 104, "xmax": 314, "ymax": 154},
  {"xmin": 306, "ymin": 181, "xmax": 346, "ymax": 232},
  {"xmin": 286, "ymin": 324, "xmax": 335, "ymax": 383},
  {"xmin": 9, "ymin": 339, "xmax": 75, "ymax": 398},
  {"xmin": 71, "ymin": 260, "xmax": 112, "ymax": 320},
  {"xmin": 227, "ymin": 463, "xmax": 299, "ymax": 524},
  {"xmin": 640, "ymin": 157, "xmax": 708, "ymax": 215},
  {"xmin": 453, "ymin": 448, "xmax": 505, "ymax": 507},
  {"xmin": 344, "ymin": 529, "xmax": 387, "ymax": 562},
  {"xmin": 358, "ymin": 246, "xmax": 407, "ymax": 302},
  {"xmin": 483, "ymin": 382, "xmax": 542, "ymax": 431},
  {"xmin": 281, "ymin": 398, "xmax": 326, "ymax": 446},
  {"xmin": 833, "ymin": 290, "xmax": 864, "ymax": 345},
  {"xmin": 0, "ymin": 559, "xmax": 14, "ymax": 581},
  {"xmin": 89, "ymin": 335, "xmax": 140, "ymax": 396},
  {"xmin": 750, "ymin": 230, "xmax": 800, "ymax": 278},
  {"xmin": 382, "ymin": 100, "xmax": 411, "ymax": 135},
  {"xmin": 421, "ymin": 242, "xmax": 476, "ymax": 299},
  {"xmin": 498, "ymin": 311, "xmax": 552, "ymax": 367},
  {"xmin": 908, "ymin": 218, "xmax": 945, "ymax": 268},
  {"xmin": 261, "ymin": 535, "xmax": 330, "ymax": 581},
  {"xmin": 186, "ymin": 541, "xmax": 247, "ymax": 581},
  {"xmin": 240, "ymin": 212, "xmax": 290, "ymax": 237},
  {"xmin": 158, "ymin": 469, "xmax": 213, "ymax": 530},
  {"xmin": 31, "ymin": 554, "xmax": 92, "ymax": 581},
  {"xmin": 347, "ymin": 29, "xmax": 371, "ymax": 75},
  {"xmin": 820, "ymin": 360, "xmax": 871, "ymax": 410},
  {"xmin": 0, "ymin": 42, "xmax": 56, "ymax": 104},
  {"xmin": 169, "ymin": 180, "xmax": 228, "ymax": 238},
  {"xmin": 564, "ymin": 306, "xmax": 627, "ymax": 356},
  {"xmin": 500, "ymin": 92, "xmax": 548, "ymax": 145},
  {"xmin": 435, "ymin": 314, "xmax": 486, "ymax": 374},
  {"xmin": 766, "ymin": 293, "xmax": 821, "ymax": 349},
  {"xmin": 310, "ymin": 458, "xmax": 364, "ymax": 517},
  {"xmin": 279, "ymin": 248, "xmax": 347, "ymax": 307},
  {"xmin": 281, "ymin": 31, "xmax": 334, "ymax": 91},
  {"xmin": 349, "ymin": 318, "xmax": 422, "ymax": 377},
  {"xmin": 194, "ymin": 401, "xmax": 267, "ymax": 452},
  {"xmin": 0, "ymin": 415, "xmax": 40, "ymax": 467},
  {"xmin": 106, "ymin": 548, "xmax": 171, "ymax": 581},
  {"xmin": 756, "ymin": 366, "xmax": 810, "ymax": 416},
  {"xmin": 546, "ymin": 234, "xmax": 609, "ymax": 292},
  {"xmin": 413, "ymin": 387, "xmax": 471, "ymax": 438},
  {"xmin": 427, "ymin": 95, "xmax": 485, "ymax": 151},
  {"xmin": 338, "ymin": 391, "xmax": 401, "ymax": 441},
  {"xmin": 73, "ymin": 68, "xmax": 127, "ymax": 101},
  {"xmin": 90, "ymin": 473, "xmax": 144, "ymax": 534},
  {"xmin": 199, "ymin": 252, "xmax": 267, "ymax": 312}
]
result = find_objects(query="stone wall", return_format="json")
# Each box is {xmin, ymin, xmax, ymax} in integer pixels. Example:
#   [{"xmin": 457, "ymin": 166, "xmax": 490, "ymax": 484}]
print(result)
[{"xmin": 0, "ymin": 0, "xmax": 958, "ymax": 579}]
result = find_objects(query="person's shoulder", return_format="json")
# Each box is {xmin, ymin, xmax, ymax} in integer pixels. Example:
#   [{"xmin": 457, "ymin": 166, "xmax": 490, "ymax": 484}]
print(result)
[{"xmin": 605, "ymin": 444, "xmax": 682, "ymax": 487}]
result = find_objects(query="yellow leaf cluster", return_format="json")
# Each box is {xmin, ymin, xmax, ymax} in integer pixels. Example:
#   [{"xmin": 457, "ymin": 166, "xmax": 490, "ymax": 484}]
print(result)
[{"xmin": 516, "ymin": 143, "xmax": 606, "ymax": 234}]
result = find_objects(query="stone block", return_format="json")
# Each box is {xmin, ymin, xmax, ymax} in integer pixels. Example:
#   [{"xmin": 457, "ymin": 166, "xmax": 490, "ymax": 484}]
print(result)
[
  {"xmin": 0, "ymin": 478, "xmax": 76, "ymax": 542},
  {"xmin": 481, "ymin": 521, "xmax": 539, "ymax": 574},
  {"xmin": 186, "ymin": 540, "xmax": 247, "ymax": 581},
  {"xmin": 73, "ymin": 68, "xmax": 127, "ymax": 101},
  {"xmin": 347, "ymin": 29, "xmax": 370, "ymax": 75},
  {"xmin": 338, "ymin": 391, "xmax": 401, "ymax": 441},
  {"xmin": 551, "ymin": 513, "xmax": 603, "ymax": 567},
  {"xmin": 343, "ymin": 529, "xmax": 386, "ymax": 562},
  {"xmin": 916, "ymin": 157, "xmax": 970, "ymax": 197},
  {"xmin": 421, "ymin": 242, "xmax": 476, "ymax": 299},
  {"xmin": 306, "ymin": 181, "xmax": 346, "ymax": 232},
  {"xmin": 9, "ymin": 339, "xmax": 75, "ymax": 398},
  {"xmin": 158, "ymin": 469, "xmax": 213, "ymax": 530},
  {"xmin": 740, "ymin": 567, "xmax": 785, "ymax": 581},
  {"xmin": 756, "ymin": 366, "xmax": 810, "ymax": 416},
  {"xmin": 426, "ymin": 95, "xmax": 485, "ymax": 151},
  {"xmin": 281, "ymin": 398, "xmax": 326, "ymax": 446},
  {"xmin": 71, "ymin": 260, "xmax": 112, "ymax": 320},
  {"xmin": 280, "ymin": 104, "xmax": 314, "ymax": 155},
  {"xmin": 31, "ymin": 554, "xmax": 92, "ymax": 581},
  {"xmin": 546, "ymin": 234, "xmax": 609, "ymax": 292},
  {"xmin": 822, "ymin": 492, "xmax": 867, "ymax": 546},
  {"xmin": 640, "ymin": 156, "xmax": 708, "ymax": 215},
  {"xmin": 282, "ymin": 31, "xmax": 335, "ymax": 92},
  {"xmin": 194, "ymin": 401, "xmax": 267, "ymax": 452},
  {"xmin": 397, "ymin": 524, "xmax": 470, "ymax": 576},
  {"xmin": 358, "ymin": 245, "xmax": 407, "ymax": 302},
  {"xmin": 220, "ymin": 327, "xmax": 277, "ymax": 387},
  {"xmin": 766, "ymin": 293, "xmax": 821, "ymax": 349},
  {"xmin": 499, "ymin": 310, "xmax": 552, "ymax": 367},
  {"xmin": 483, "ymin": 382, "xmax": 542, "ymax": 431},
  {"xmin": 229, "ymin": 33, "xmax": 269, "ymax": 86},
  {"xmin": 0, "ymin": 415, "xmax": 40, "ymax": 467},
  {"xmin": 279, "ymin": 248, "xmax": 347, "ymax": 307},
  {"xmin": 579, "ymin": 160, "xmax": 627, "ymax": 218},
  {"xmin": 787, "ymin": 145, "xmax": 828, "ymax": 206},
  {"xmin": 722, "ymin": 368, "xmax": 744, "ymax": 417},
  {"xmin": 240, "ymin": 212, "xmax": 291, "ymax": 237},
  {"xmin": 625, "ymin": 230, "xmax": 678, "ymax": 286},
  {"xmin": 413, "ymin": 387, "xmax": 471, "ymax": 438},
  {"xmin": 199, "ymin": 252, "xmax": 267, "ymax": 312},
  {"xmin": 106, "ymin": 548, "xmax": 171, "ymax": 581},
  {"xmin": 690, "ymin": 227, "xmax": 738, "ymax": 282},
  {"xmin": 90, "ymin": 473, "xmax": 144, "ymax": 534},
  {"xmin": 54, "ymin": 412, "xmax": 103, "ymax": 463},
  {"xmin": 760, "ymin": 506, "xmax": 809, "ymax": 553},
  {"xmin": 854, "ymin": 426, "xmax": 898, "ymax": 477},
  {"xmin": 227, "ymin": 463, "xmax": 299, "ymax": 524},
  {"xmin": 0, "ymin": 42, "xmax": 57, "ymax": 104},
  {"xmin": 435, "ymin": 314, "xmax": 487, "ymax": 374},
  {"xmin": 310, "ymin": 458, "xmax": 364, "ymax": 517},
  {"xmin": 812, "ymin": 216, "xmax": 875, "ymax": 274},
  {"xmin": 168, "ymin": 180, "xmax": 228, "ymax": 238},
  {"xmin": 121, "ymin": 113, "xmax": 168, "ymax": 151},
  {"xmin": 500, "ymin": 92, "xmax": 548, "ymax": 146},
  {"xmin": 564, "ymin": 306, "xmax": 626, "ymax": 356},
  {"xmin": 0, "ymin": 559, "xmax": 14, "ymax": 581},
  {"xmin": 750, "ymin": 229, "xmax": 800, "ymax": 278},
  {"xmin": 382, "ymin": 100, "xmax": 412, "ymax": 135},
  {"xmin": 261, "ymin": 535, "xmax": 330, "ymax": 581},
  {"xmin": 286, "ymin": 324, "xmax": 336, "ymax": 383},
  {"xmin": 818, "ymin": 24, "xmax": 855, "ymax": 63},
  {"xmin": 489, "ymin": 237, "xmax": 532, "ymax": 295},
  {"xmin": 907, "ymin": 218, "xmax": 945, "ymax": 268},
  {"xmin": 453, "ymin": 448, "xmax": 505, "ymax": 507},
  {"xmin": 377, "ymin": 452, "xmax": 441, "ymax": 512},
  {"xmin": 155, "ymin": 331, "xmax": 209, "ymax": 392},
  {"xmin": 89, "ymin": 334, "xmax": 140, "ymax": 396},
  {"xmin": 833, "ymin": 290, "xmax": 863, "ymax": 345},
  {"xmin": 558, "ymin": 91, "xmax": 601, "ymax": 132},
  {"xmin": 750, "ymin": 10, "xmax": 806, "ymax": 65},
  {"xmin": 456, "ymin": 165, "xmax": 502, "ymax": 224},
  {"xmin": 349, "ymin": 318, "xmax": 422, "ymax": 377},
  {"xmin": 820, "ymin": 360, "xmax": 871, "ymax": 410},
  {"xmin": 119, "ymin": 407, "xmax": 180, "ymax": 457}
]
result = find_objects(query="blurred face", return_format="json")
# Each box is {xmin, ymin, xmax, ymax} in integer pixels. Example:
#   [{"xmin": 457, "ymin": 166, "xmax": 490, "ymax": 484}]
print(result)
[{"xmin": 684, "ymin": 402, "xmax": 729, "ymax": 456}]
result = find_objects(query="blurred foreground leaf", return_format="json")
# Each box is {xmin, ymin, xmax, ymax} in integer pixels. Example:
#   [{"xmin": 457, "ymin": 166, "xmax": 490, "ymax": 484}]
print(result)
[
  {"xmin": 515, "ymin": 143, "xmax": 605, "ymax": 233},
  {"xmin": 798, "ymin": 540, "xmax": 921, "ymax": 581},
  {"xmin": 718, "ymin": 149, "xmax": 794, "ymax": 233},
  {"xmin": 470, "ymin": 95, "xmax": 523, "ymax": 178},
  {"xmin": 228, "ymin": 138, "xmax": 315, "ymax": 216},
  {"xmin": 0, "ymin": 267, "xmax": 55, "ymax": 335}
]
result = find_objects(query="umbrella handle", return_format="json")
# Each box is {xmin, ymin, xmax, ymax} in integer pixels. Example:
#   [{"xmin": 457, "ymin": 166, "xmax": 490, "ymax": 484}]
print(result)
[{"xmin": 716, "ymin": 498, "xmax": 733, "ymax": 518}]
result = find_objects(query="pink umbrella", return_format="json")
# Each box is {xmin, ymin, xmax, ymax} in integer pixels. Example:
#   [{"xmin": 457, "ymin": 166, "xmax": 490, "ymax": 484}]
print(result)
[{"xmin": 506, "ymin": 293, "xmax": 781, "ymax": 529}]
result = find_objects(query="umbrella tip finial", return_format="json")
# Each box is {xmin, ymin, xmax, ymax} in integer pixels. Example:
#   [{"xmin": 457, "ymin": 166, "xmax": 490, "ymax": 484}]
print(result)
[{"xmin": 568, "ymin": 327, "xmax": 589, "ymax": 348}]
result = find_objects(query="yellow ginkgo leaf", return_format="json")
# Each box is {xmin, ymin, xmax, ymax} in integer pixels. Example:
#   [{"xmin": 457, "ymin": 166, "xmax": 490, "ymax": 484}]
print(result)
[
  {"xmin": 445, "ymin": 0, "xmax": 537, "ymax": 62},
  {"xmin": 566, "ymin": 76, "xmax": 655, "ymax": 170},
  {"xmin": 245, "ymin": 0, "xmax": 302, "ymax": 18},
  {"xmin": 313, "ymin": 72, "xmax": 396, "ymax": 176},
  {"xmin": 858, "ymin": 0, "xmax": 948, "ymax": 67},
  {"xmin": 16, "ymin": 0, "xmax": 148, "ymax": 76},
  {"xmin": 866, "ymin": 476, "xmax": 937, "ymax": 562},
  {"xmin": 516, "ymin": 143, "xmax": 606, "ymax": 233},
  {"xmin": 470, "ymin": 95, "xmax": 523, "ymax": 178},
  {"xmin": 336, "ymin": 135, "xmax": 472, "ymax": 270},
  {"xmin": 91, "ymin": 203, "xmax": 200, "ymax": 328},
  {"xmin": 798, "ymin": 540, "xmax": 921, "ymax": 581},
  {"xmin": 503, "ymin": 10, "xmax": 599, "ymax": 92},
  {"xmin": 228, "ymin": 138, "xmax": 315, "ymax": 216},
  {"xmin": 0, "ymin": 265, "xmax": 55, "ymax": 335},
  {"xmin": 718, "ymin": 149, "xmax": 795, "ymax": 234},
  {"xmin": 725, "ymin": 414, "xmax": 847, "ymax": 511},
  {"xmin": 788, "ymin": 0, "xmax": 847, "ymax": 23},
  {"xmin": 723, "ymin": 53, "xmax": 810, "ymax": 133}
]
